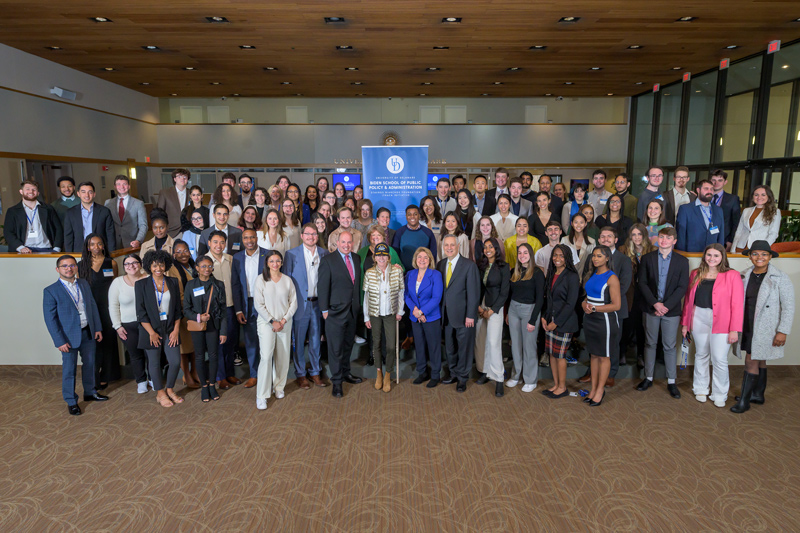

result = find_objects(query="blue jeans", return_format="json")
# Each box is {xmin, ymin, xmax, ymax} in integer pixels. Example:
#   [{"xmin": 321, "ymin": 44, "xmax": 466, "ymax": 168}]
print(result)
[
  {"xmin": 217, "ymin": 306, "xmax": 238, "ymax": 381},
  {"xmin": 242, "ymin": 298, "xmax": 260, "ymax": 378},
  {"xmin": 62, "ymin": 327, "xmax": 96, "ymax": 405},
  {"xmin": 293, "ymin": 301, "xmax": 322, "ymax": 377}
]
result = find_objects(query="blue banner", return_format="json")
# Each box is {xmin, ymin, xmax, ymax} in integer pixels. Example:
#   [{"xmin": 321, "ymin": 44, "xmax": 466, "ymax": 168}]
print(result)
[{"xmin": 362, "ymin": 145, "xmax": 428, "ymax": 228}]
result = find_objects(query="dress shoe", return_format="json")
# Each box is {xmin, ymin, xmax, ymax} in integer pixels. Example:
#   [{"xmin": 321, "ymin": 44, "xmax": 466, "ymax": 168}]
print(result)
[
  {"xmin": 583, "ymin": 396, "xmax": 592, "ymax": 403},
  {"xmin": 589, "ymin": 393, "xmax": 605, "ymax": 406},
  {"xmin": 227, "ymin": 377, "xmax": 242, "ymax": 386},
  {"xmin": 84, "ymin": 393, "xmax": 109, "ymax": 402},
  {"xmin": 375, "ymin": 369, "xmax": 384, "ymax": 390},
  {"xmin": 476, "ymin": 373, "xmax": 489, "ymax": 385},
  {"xmin": 296, "ymin": 376, "xmax": 311, "ymax": 390},
  {"xmin": 343, "ymin": 373, "xmax": 363, "ymax": 384},
  {"xmin": 456, "ymin": 380, "xmax": 467, "ymax": 393},
  {"xmin": 216, "ymin": 380, "xmax": 232, "ymax": 390},
  {"xmin": 401, "ymin": 337, "xmax": 414, "ymax": 350},
  {"xmin": 96, "ymin": 382, "xmax": 108, "ymax": 391},
  {"xmin": 604, "ymin": 378, "xmax": 615, "ymax": 388},
  {"xmin": 68, "ymin": 404, "xmax": 82, "ymax": 416},
  {"xmin": 441, "ymin": 376, "xmax": 457, "ymax": 385},
  {"xmin": 636, "ymin": 379, "xmax": 653, "ymax": 391},
  {"xmin": 426, "ymin": 378, "xmax": 439, "ymax": 388},
  {"xmin": 244, "ymin": 378, "xmax": 258, "ymax": 388},
  {"xmin": 667, "ymin": 384, "xmax": 681, "ymax": 399},
  {"xmin": 495, "ymin": 381, "xmax": 504, "ymax": 397},
  {"xmin": 332, "ymin": 384, "xmax": 343, "ymax": 398},
  {"xmin": 413, "ymin": 372, "xmax": 429, "ymax": 385},
  {"xmin": 578, "ymin": 373, "xmax": 592, "ymax": 384},
  {"xmin": 309, "ymin": 375, "xmax": 327, "ymax": 387},
  {"xmin": 541, "ymin": 388, "xmax": 553, "ymax": 396},
  {"xmin": 382, "ymin": 372, "xmax": 392, "ymax": 393},
  {"xmin": 550, "ymin": 389, "xmax": 570, "ymax": 399}
]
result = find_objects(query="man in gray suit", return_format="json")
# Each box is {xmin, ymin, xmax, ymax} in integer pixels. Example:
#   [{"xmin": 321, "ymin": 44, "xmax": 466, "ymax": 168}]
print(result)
[
  {"xmin": 105, "ymin": 175, "xmax": 147, "ymax": 249},
  {"xmin": 508, "ymin": 178, "xmax": 533, "ymax": 218},
  {"xmin": 156, "ymin": 168, "xmax": 190, "ymax": 237}
]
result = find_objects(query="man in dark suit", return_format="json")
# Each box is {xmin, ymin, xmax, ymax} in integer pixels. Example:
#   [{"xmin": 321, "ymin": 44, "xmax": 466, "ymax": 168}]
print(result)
[
  {"xmin": 676, "ymin": 179, "xmax": 725, "ymax": 252},
  {"xmin": 636, "ymin": 227, "xmax": 690, "ymax": 399},
  {"xmin": 237, "ymin": 173, "xmax": 254, "ymax": 208},
  {"xmin": 198, "ymin": 204, "xmax": 243, "ymax": 256},
  {"xmin": 104, "ymin": 175, "xmax": 148, "ymax": 249},
  {"xmin": 284, "ymin": 224, "xmax": 329, "ymax": 389},
  {"xmin": 5, "ymin": 179, "xmax": 63, "ymax": 253},
  {"xmin": 231, "ymin": 229, "xmax": 269, "ymax": 389},
  {"xmin": 709, "ymin": 169, "xmax": 742, "ymax": 250},
  {"xmin": 156, "ymin": 168, "xmax": 191, "ymax": 237},
  {"xmin": 663, "ymin": 166, "xmax": 696, "ymax": 226},
  {"xmin": 43, "ymin": 255, "xmax": 108, "ymax": 415},
  {"xmin": 437, "ymin": 234, "xmax": 481, "ymax": 392},
  {"xmin": 318, "ymin": 230, "xmax": 364, "ymax": 398},
  {"xmin": 63, "ymin": 181, "xmax": 116, "ymax": 252},
  {"xmin": 482, "ymin": 167, "xmax": 511, "ymax": 217}
]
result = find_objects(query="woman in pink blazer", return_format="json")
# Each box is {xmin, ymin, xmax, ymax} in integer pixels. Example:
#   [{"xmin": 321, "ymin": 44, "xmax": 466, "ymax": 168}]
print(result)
[{"xmin": 681, "ymin": 244, "xmax": 744, "ymax": 408}]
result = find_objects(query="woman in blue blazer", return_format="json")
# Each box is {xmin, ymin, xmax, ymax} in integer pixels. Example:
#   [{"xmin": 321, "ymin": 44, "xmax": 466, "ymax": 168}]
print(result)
[{"xmin": 404, "ymin": 247, "xmax": 444, "ymax": 387}]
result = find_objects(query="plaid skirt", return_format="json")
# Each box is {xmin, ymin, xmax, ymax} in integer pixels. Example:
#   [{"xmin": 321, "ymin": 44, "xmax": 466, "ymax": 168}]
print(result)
[{"xmin": 545, "ymin": 330, "xmax": 572, "ymax": 359}]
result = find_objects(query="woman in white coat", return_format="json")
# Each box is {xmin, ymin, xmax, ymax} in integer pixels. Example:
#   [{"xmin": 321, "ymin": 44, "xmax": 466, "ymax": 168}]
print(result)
[
  {"xmin": 731, "ymin": 241, "xmax": 794, "ymax": 413},
  {"xmin": 731, "ymin": 185, "xmax": 781, "ymax": 253}
]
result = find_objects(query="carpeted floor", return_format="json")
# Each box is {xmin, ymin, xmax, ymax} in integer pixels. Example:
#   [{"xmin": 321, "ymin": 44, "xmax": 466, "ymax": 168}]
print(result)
[{"xmin": 1, "ymin": 365, "xmax": 799, "ymax": 531}]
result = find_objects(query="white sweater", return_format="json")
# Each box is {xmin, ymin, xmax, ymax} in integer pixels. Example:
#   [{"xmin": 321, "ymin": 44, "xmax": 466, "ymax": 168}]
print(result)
[{"xmin": 108, "ymin": 276, "xmax": 141, "ymax": 329}]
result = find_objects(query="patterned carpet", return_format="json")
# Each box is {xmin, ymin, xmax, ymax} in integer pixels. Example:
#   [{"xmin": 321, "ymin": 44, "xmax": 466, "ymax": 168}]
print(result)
[{"xmin": 2, "ymin": 365, "xmax": 799, "ymax": 532}]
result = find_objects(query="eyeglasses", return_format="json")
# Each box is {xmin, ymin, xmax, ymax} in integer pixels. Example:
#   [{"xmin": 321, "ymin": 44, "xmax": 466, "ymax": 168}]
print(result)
[
  {"xmin": 302, "ymin": 232, "xmax": 317, "ymax": 237},
  {"xmin": 58, "ymin": 264, "xmax": 77, "ymax": 269},
  {"xmin": 123, "ymin": 261, "xmax": 141, "ymax": 267}
]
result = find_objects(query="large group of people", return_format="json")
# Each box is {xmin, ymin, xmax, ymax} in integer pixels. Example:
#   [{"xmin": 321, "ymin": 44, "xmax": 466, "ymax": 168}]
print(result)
[{"xmin": 17, "ymin": 166, "xmax": 793, "ymax": 416}]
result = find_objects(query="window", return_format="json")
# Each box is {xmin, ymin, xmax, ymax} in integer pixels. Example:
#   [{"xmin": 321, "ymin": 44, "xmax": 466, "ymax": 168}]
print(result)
[
  {"xmin": 631, "ymin": 93, "xmax": 654, "ymax": 196},
  {"xmin": 719, "ymin": 56, "xmax": 762, "ymax": 162},
  {"xmin": 655, "ymin": 84, "xmax": 682, "ymax": 166},
  {"xmin": 685, "ymin": 72, "xmax": 717, "ymax": 165}
]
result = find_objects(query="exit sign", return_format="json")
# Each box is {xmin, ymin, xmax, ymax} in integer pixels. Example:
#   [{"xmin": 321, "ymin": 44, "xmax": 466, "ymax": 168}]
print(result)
[
  {"xmin": 653, "ymin": 83, "xmax": 660, "ymax": 92},
  {"xmin": 682, "ymin": 72, "xmax": 691, "ymax": 82},
  {"xmin": 720, "ymin": 58, "xmax": 730, "ymax": 70},
  {"xmin": 768, "ymin": 40, "xmax": 781, "ymax": 54}
]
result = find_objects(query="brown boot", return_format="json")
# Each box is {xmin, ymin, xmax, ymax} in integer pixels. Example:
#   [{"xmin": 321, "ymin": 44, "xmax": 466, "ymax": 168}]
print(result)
[
  {"xmin": 383, "ymin": 371, "xmax": 392, "ymax": 392},
  {"xmin": 375, "ymin": 369, "xmax": 383, "ymax": 390}
]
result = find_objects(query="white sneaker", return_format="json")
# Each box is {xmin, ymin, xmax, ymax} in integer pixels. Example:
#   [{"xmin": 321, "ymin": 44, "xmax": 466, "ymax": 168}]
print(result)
[
  {"xmin": 275, "ymin": 390, "xmax": 285, "ymax": 399},
  {"xmin": 256, "ymin": 398, "xmax": 267, "ymax": 410},
  {"xmin": 506, "ymin": 379, "xmax": 519, "ymax": 388},
  {"xmin": 147, "ymin": 380, "xmax": 154, "ymax": 390},
  {"xmin": 355, "ymin": 336, "xmax": 366, "ymax": 344},
  {"xmin": 521, "ymin": 383, "xmax": 537, "ymax": 393},
  {"xmin": 695, "ymin": 394, "xmax": 707, "ymax": 403},
  {"xmin": 713, "ymin": 399, "xmax": 726, "ymax": 408},
  {"xmin": 137, "ymin": 382, "xmax": 148, "ymax": 394}
]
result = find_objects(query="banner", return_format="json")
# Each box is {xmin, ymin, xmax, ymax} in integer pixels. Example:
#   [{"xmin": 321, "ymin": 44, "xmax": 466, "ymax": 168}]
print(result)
[{"xmin": 361, "ymin": 145, "xmax": 428, "ymax": 228}]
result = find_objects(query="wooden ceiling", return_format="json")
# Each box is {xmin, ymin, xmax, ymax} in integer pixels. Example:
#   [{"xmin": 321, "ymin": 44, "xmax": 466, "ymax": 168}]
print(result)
[{"xmin": 1, "ymin": 1, "xmax": 799, "ymax": 98}]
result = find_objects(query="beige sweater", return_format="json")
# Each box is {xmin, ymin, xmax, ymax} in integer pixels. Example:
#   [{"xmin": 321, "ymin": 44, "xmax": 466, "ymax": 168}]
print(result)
[{"xmin": 253, "ymin": 274, "xmax": 298, "ymax": 323}]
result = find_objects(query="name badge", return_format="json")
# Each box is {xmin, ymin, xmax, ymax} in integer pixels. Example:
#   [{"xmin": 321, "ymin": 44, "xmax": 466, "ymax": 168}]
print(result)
[
  {"xmin": 709, "ymin": 225, "xmax": 720, "ymax": 235},
  {"xmin": 28, "ymin": 229, "xmax": 39, "ymax": 239},
  {"xmin": 232, "ymin": 243, "xmax": 241, "ymax": 251},
  {"xmin": 103, "ymin": 269, "xmax": 114, "ymax": 277},
  {"xmin": 193, "ymin": 286, "xmax": 206, "ymax": 297},
  {"xmin": 655, "ymin": 195, "xmax": 663, "ymax": 201},
  {"xmin": 599, "ymin": 198, "xmax": 608, "ymax": 203},
  {"xmin": 159, "ymin": 311, "xmax": 168, "ymax": 321}
]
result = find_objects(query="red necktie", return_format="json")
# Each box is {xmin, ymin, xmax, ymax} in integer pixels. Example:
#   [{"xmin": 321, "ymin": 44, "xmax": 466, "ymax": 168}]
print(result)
[
  {"xmin": 118, "ymin": 198, "xmax": 125, "ymax": 221},
  {"xmin": 345, "ymin": 254, "xmax": 354, "ymax": 283}
]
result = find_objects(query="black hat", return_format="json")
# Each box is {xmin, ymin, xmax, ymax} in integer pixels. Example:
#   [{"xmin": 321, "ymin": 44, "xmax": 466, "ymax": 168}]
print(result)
[
  {"xmin": 56, "ymin": 176, "xmax": 75, "ymax": 186},
  {"xmin": 743, "ymin": 240, "xmax": 778, "ymax": 258},
  {"xmin": 374, "ymin": 243, "xmax": 390, "ymax": 257}
]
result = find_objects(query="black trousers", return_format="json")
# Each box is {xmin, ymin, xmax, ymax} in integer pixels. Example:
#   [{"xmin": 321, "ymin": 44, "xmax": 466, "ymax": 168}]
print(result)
[
  {"xmin": 444, "ymin": 316, "xmax": 475, "ymax": 382},
  {"xmin": 325, "ymin": 311, "xmax": 356, "ymax": 385},
  {"xmin": 121, "ymin": 321, "xmax": 148, "ymax": 383},
  {"xmin": 191, "ymin": 329, "xmax": 220, "ymax": 385}
]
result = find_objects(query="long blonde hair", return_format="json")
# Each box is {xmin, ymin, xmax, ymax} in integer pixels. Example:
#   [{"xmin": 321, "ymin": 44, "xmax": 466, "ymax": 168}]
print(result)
[
  {"xmin": 621, "ymin": 223, "xmax": 655, "ymax": 267},
  {"xmin": 510, "ymin": 243, "xmax": 537, "ymax": 282},
  {"xmin": 691, "ymin": 243, "xmax": 731, "ymax": 289}
]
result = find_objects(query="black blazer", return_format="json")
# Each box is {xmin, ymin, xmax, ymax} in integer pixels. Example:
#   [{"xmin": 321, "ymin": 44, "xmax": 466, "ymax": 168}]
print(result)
[
  {"xmin": 544, "ymin": 269, "xmax": 580, "ymax": 333},
  {"xmin": 182, "ymin": 277, "xmax": 228, "ymax": 331},
  {"xmin": 4, "ymin": 201, "xmax": 63, "ymax": 251},
  {"xmin": 663, "ymin": 189, "xmax": 697, "ymax": 226},
  {"xmin": 595, "ymin": 215, "xmax": 633, "ymax": 246},
  {"xmin": 437, "ymin": 256, "xmax": 480, "ymax": 325},
  {"xmin": 63, "ymin": 202, "xmax": 116, "ymax": 252},
  {"xmin": 637, "ymin": 250, "xmax": 690, "ymax": 317},
  {"xmin": 549, "ymin": 194, "xmax": 564, "ymax": 222},
  {"xmin": 718, "ymin": 192, "xmax": 742, "ymax": 245},
  {"xmin": 479, "ymin": 263, "xmax": 510, "ymax": 314},
  {"xmin": 135, "ymin": 276, "xmax": 181, "ymax": 348},
  {"xmin": 318, "ymin": 251, "xmax": 361, "ymax": 320}
]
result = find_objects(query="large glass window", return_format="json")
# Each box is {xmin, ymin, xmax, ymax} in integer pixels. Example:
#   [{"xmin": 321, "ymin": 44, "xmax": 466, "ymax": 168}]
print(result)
[
  {"xmin": 631, "ymin": 93, "xmax": 654, "ymax": 196},
  {"xmin": 656, "ymin": 84, "xmax": 682, "ymax": 166},
  {"xmin": 720, "ymin": 56, "xmax": 762, "ymax": 162},
  {"xmin": 685, "ymin": 72, "xmax": 717, "ymax": 165},
  {"xmin": 768, "ymin": 43, "xmax": 800, "ymax": 157}
]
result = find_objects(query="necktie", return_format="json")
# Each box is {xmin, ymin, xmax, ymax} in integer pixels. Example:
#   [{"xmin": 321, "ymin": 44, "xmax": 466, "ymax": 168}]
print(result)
[
  {"xmin": 345, "ymin": 254, "xmax": 354, "ymax": 283},
  {"xmin": 118, "ymin": 198, "xmax": 125, "ymax": 221},
  {"xmin": 446, "ymin": 261, "xmax": 452, "ymax": 287},
  {"xmin": 713, "ymin": 193, "xmax": 720, "ymax": 205}
]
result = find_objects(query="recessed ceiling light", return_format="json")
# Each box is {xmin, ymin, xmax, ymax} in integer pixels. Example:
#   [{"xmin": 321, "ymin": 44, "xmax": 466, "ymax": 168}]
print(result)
[
  {"xmin": 183, "ymin": 67, "xmax": 195, "ymax": 70},
  {"xmin": 481, "ymin": 93, "xmax": 490, "ymax": 96},
  {"xmin": 493, "ymin": 81, "xmax": 504, "ymax": 85},
  {"xmin": 433, "ymin": 46, "xmax": 449, "ymax": 50},
  {"xmin": 46, "ymin": 46, "xmax": 62, "ymax": 50},
  {"xmin": 295, "ymin": 93, "xmax": 303, "ymax": 96},
  {"xmin": 783, "ymin": 64, "xmax": 790, "ymax": 69},
  {"xmin": 210, "ymin": 82, "xmax": 221, "ymax": 85},
  {"xmin": 142, "ymin": 45, "xmax": 160, "ymax": 51},
  {"xmin": 239, "ymin": 45, "xmax": 256, "ymax": 49},
  {"xmin": 507, "ymin": 67, "xmax": 522, "ymax": 71},
  {"xmin": 426, "ymin": 67, "xmax": 441, "ymax": 71},
  {"xmin": 545, "ymin": 93, "xmax": 552, "ymax": 96},
  {"xmin": 421, "ymin": 82, "xmax": 433, "ymax": 85},
  {"xmin": 345, "ymin": 67, "xmax": 359, "ymax": 71},
  {"xmin": 676, "ymin": 16, "xmax": 697, "ymax": 22},
  {"xmin": 529, "ymin": 45, "xmax": 547, "ymax": 50},
  {"xmin": 170, "ymin": 93, "xmax": 178, "ymax": 96},
  {"xmin": 564, "ymin": 81, "xmax": 573, "ymax": 85},
  {"xmin": 418, "ymin": 93, "xmax": 427, "ymax": 96},
  {"xmin": 726, "ymin": 45, "xmax": 740, "ymax": 49},
  {"xmin": 263, "ymin": 67, "xmax": 278, "ymax": 71},
  {"xmin": 635, "ymin": 81, "xmax": 644, "ymax": 85},
  {"xmin": 103, "ymin": 67, "xmax": 115, "ymax": 71},
  {"xmin": 206, "ymin": 16, "xmax": 229, "ymax": 23},
  {"xmin": 442, "ymin": 17, "xmax": 462, "ymax": 23},
  {"xmin": 672, "ymin": 66, "xmax": 682, "ymax": 70},
  {"xmin": 793, "ymin": 17, "xmax": 800, "ymax": 22},
  {"xmin": 281, "ymin": 81, "xmax": 292, "ymax": 85},
  {"xmin": 324, "ymin": 17, "xmax": 346, "ymax": 24},
  {"xmin": 590, "ymin": 67, "xmax": 602, "ymax": 70},
  {"xmin": 696, "ymin": 90, "xmax": 701, "ymax": 93},
  {"xmin": 356, "ymin": 93, "xmax": 366, "ymax": 96},
  {"xmin": 140, "ymin": 82, "xmax": 150, "ymax": 85},
  {"xmin": 558, "ymin": 16, "xmax": 581, "ymax": 23},
  {"xmin": 336, "ymin": 45, "xmax": 353, "ymax": 50},
  {"xmin": 607, "ymin": 93, "xmax": 614, "ymax": 96},
  {"xmin": 351, "ymin": 81, "xmax": 363, "ymax": 85},
  {"xmin": 232, "ymin": 93, "xmax": 240, "ymax": 96},
  {"xmin": 627, "ymin": 45, "xmax": 643, "ymax": 49},
  {"xmin": 91, "ymin": 17, "xmax": 112, "ymax": 23}
]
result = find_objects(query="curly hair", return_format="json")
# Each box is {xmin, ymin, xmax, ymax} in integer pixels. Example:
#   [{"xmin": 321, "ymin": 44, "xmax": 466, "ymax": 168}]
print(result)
[{"xmin": 142, "ymin": 249, "xmax": 173, "ymax": 274}]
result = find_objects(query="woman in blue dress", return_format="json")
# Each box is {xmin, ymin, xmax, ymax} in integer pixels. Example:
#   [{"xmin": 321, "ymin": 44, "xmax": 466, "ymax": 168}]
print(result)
[{"xmin": 581, "ymin": 245, "xmax": 622, "ymax": 406}]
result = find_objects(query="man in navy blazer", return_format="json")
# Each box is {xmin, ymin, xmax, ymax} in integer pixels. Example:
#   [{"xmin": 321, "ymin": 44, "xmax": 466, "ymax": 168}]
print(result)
[
  {"xmin": 676, "ymin": 179, "xmax": 725, "ymax": 253},
  {"xmin": 231, "ymin": 229, "xmax": 269, "ymax": 388},
  {"xmin": 710, "ymin": 169, "xmax": 742, "ymax": 249},
  {"xmin": 42, "ymin": 255, "xmax": 108, "ymax": 415},
  {"xmin": 283, "ymin": 223, "xmax": 329, "ymax": 389},
  {"xmin": 63, "ymin": 181, "xmax": 116, "ymax": 253}
]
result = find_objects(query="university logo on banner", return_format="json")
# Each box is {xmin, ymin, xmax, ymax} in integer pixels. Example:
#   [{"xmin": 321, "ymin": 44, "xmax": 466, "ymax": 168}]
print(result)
[{"xmin": 362, "ymin": 145, "xmax": 428, "ymax": 227}]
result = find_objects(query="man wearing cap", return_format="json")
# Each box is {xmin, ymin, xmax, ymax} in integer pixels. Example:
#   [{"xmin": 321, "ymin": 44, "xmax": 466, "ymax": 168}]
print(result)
[{"xmin": 51, "ymin": 176, "xmax": 79, "ymax": 224}]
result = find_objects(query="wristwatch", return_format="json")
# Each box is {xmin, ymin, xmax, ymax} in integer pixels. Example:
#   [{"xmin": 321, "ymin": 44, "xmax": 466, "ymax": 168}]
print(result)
[
  {"xmin": 591, "ymin": 305, "xmax": 596, "ymax": 312},
  {"xmin": 268, "ymin": 319, "xmax": 274, "ymax": 324}
]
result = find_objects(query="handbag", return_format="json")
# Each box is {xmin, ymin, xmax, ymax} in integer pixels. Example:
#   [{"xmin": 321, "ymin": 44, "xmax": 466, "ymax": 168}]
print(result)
[{"xmin": 187, "ymin": 284, "xmax": 214, "ymax": 332}]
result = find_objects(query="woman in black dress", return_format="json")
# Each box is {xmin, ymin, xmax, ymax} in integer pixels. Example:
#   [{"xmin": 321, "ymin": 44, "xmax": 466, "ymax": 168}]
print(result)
[
  {"xmin": 528, "ymin": 191, "xmax": 560, "ymax": 247},
  {"xmin": 78, "ymin": 233, "xmax": 119, "ymax": 389},
  {"xmin": 595, "ymin": 194, "xmax": 632, "ymax": 248}
]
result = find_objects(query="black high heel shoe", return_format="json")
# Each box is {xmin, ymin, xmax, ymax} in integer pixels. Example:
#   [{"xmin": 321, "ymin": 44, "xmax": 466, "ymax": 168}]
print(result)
[
  {"xmin": 209, "ymin": 384, "xmax": 220, "ymax": 401},
  {"xmin": 590, "ymin": 393, "xmax": 605, "ymax": 406},
  {"xmin": 201, "ymin": 386, "xmax": 210, "ymax": 403}
]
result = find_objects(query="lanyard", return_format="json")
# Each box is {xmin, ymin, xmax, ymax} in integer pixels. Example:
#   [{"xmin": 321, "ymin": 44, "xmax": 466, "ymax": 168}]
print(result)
[
  {"xmin": 153, "ymin": 277, "xmax": 166, "ymax": 310},
  {"xmin": 700, "ymin": 204, "xmax": 713, "ymax": 226},
  {"xmin": 59, "ymin": 279, "xmax": 82, "ymax": 311},
  {"xmin": 25, "ymin": 205, "xmax": 38, "ymax": 227}
]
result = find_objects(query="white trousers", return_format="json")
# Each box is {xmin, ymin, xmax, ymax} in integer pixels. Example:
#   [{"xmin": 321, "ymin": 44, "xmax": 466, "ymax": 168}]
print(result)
[
  {"xmin": 691, "ymin": 307, "xmax": 731, "ymax": 401},
  {"xmin": 256, "ymin": 318, "xmax": 292, "ymax": 399},
  {"xmin": 474, "ymin": 306, "xmax": 505, "ymax": 382}
]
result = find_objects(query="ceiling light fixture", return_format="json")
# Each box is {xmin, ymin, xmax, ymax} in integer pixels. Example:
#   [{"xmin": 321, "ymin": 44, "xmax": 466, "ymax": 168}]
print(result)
[
  {"xmin": 91, "ymin": 17, "xmax": 112, "ymax": 23},
  {"xmin": 210, "ymin": 82, "xmax": 221, "ymax": 85},
  {"xmin": 590, "ymin": 67, "xmax": 602, "ymax": 70},
  {"xmin": 507, "ymin": 67, "xmax": 521, "ymax": 71},
  {"xmin": 281, "ymin": 81, "xmax": 292, "ymax": 85},
  {"xmin": 558, "ymin": 16, "xmax": 580, "ymax": 23},
  {"xmin": 726, "ymin": 45, "xmax": 740, "ymax": 49},
  {"xmin": 441, "ymin": 17, "xmax": 462, "ymax": 23},
  {"xmin": 421, "ymin": 82, "xmax": 433, "ymax": 85},
  {"xmin": 103, "ymin": 67, "xmax": 115, "ymax": 71},
  {"xmin": 426, "ymin": 67, "xmax": 441, "ymax": 71},
  {"xmin": 564, "ymin": 81, "xmax": 573, "ymax": 85},
  {"xmin": 140, "ymin": 82, "xmax": 150, "ymax": 85},
  {"xmin": 206, "ymin": 16, "xmax": 229, "ymax": 23},
  {"xmin": 545, "ymin": 93, "xmax": 552, "ymax": 96},
  {"xmin": 493, "ymin": 81, "xmax": 504, "ymax": 85},
  {"xmin": 419, "ymin": 93, "xmax": 427, "ymax": 96},
  {"xmin": 627, "ymin": 45, "xmax": 643, "ymax": 49},
  {"xmin": 170, "ymin": 93, "xmax": 178, "ymax": 96},
  {"xmin": 529, "ymin": 45, "xmax": 547, "ymax": 50},
  {"xmin": 46, "ymin": 46, "xmax": 62, "ymax": 50},
  {"xmin": 607, "ymin": 93, "xmax": 614, "ymax": 96},
  {"xmin": 783, "ymin": 64, "xmax": 790, "ymax": 69},
  {"xmin": 635, "ymin": 82, "xmax": 644, "ymax": 85},
  {"xmin": 345, "ymin": 67, "xmax": 359, "ymax": 71},
  {"xmin": 142, "ymin": 45, "xmax": 160, "ymax": 51},
  {"xmin": 336, "ymin": 45, "xmax": 353, "ymax": 50},
  {"xmin": 351, "ymin": 81, "xmax": 363, "ymax": 85},
  {"xmin": 433, "ymin": 46, "xmax": 449, "ymax": 50},
  {"xmin": 481, "ymin": 93, "xmax": 490, "ymax": 96},
  {"xmin": 239, "ymin": 45, "xmax": 256, "ymax": 49},
  {"xmin": 183, "ymin": 67, "xmax": 195, "ymax": 70},
  {"xmin": 324, "ymin": 17, "xmax": 346, "ymax": 24},
  {"xmin": 676, "ymin": 16, "xmax": 697, "ymax": 22},
  {"xmin": 672, "ymin": 66, "xmax": 682, "ymax": 70},
  {"xmin": 263, "ymin": 67, "xmax": 278, "ymax": 71},
  {"xmin": 232, "ymin": 93, "xmax": 240, "ymax": 96}
]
